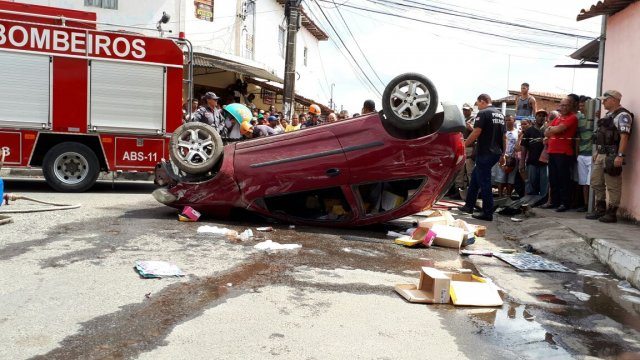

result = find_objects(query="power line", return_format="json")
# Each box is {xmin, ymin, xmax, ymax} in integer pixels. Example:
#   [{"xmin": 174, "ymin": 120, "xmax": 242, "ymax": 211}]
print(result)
[
  {"xmin": 317, "ymin": 0, "xmax": 579, "ymax": 50},
  {"xmin": 304, "ymin": 1, "xmax": 382, "ymax": 96},
  {"xmin": 371, "ymin": 0, "xmax": 594, "ymax": 40},
  {"xmin": 331, "ymin": 0, "xmax": 386, "ymax": 87},
  {"xmin": 309, "ymin": 0, "xmax": 383, "ymax": 96}
]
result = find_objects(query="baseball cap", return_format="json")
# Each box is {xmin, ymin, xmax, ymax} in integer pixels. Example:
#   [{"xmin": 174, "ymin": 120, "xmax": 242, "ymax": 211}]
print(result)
[
  {"xmin": 597, "ymin": 90, "xmax": 622, "ymax": 101},
  {"xmin": 257, "ymin": 113, "xmax": 264, "ymax": 119},
  {"xmin": 267, "ymin": 115, "xmax": 278, "ymax": 122},
  {"xmin": 535, "ymin": 109, "xmax": 548, "ymax": 115},
  {"xmin": 203, "ymin": 92, "xmax": 219, "ymax": 100},
  {"xmin": 462, "ymin": 103, "xmax": 472, "ymax": 110}
]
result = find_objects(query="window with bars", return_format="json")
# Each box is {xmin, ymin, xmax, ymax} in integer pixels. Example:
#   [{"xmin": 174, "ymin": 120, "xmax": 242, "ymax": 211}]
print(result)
[{"xmin": 84, "ymin": 0, "xmax": 118, "ymax": 10}]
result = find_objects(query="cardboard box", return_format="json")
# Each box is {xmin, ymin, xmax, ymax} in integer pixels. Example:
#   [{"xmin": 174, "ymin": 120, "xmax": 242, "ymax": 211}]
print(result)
[
  {"xmin": 394, "ymin": 267, "xmax": 451, "ymax": 304},
  {"xmin": 431, "ymin": 224, "xmax": 465, "ymax": 249},
  {"xmin": 474, "ymin": 225, "xmax": 487, "ymax": 237},
  {"xmin": 444, "ymin": 270, "xmax": 503, "ymax": 307},
  {"xmin": 411, "ymin": 227, "xmax": 436, "ymax": 247},
  {"xmin": 418, "ymin": 216, "xmax": 448, "ymax": 229}
]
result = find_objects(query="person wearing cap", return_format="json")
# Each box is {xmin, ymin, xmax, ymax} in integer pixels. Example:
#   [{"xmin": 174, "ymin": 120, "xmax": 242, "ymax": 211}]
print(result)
[
  {"xmin": 586, "ymin": 90, "xmax": 634, "ymax": 223},
  {"xmin": 542, "ymin": 94, "xmax": 579, "ymax": 212},
  {"xmin": 267, "ymin": 115, "xmax": 285, "ymax": 134},
  {"xmin": 518, "ymin": 108, "xmax": 549, "ymax": 199},
  {"xmin": 192, "ymin": 92, "xmax": 226, "ymax": 136},
  {"xmin": 575, "ymin": 95, "xmax": 594, "ymax": 212},
  {"xmin": 302, "ymin": 104, "xmax": 322, "ymax": 128}
]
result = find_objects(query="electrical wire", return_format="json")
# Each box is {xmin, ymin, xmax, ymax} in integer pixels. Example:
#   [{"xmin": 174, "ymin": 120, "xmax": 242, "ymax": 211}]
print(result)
[
  {"xmin": 332, "ymin": 0, "xmax": 386, "ymax": 88},
  {"xmin": 317, "ymin": 0, "xmax": 579, "ymax": 50},
  {"xmin": 310, "ymin": 0, "xmax": 383, "ymax": 96}
]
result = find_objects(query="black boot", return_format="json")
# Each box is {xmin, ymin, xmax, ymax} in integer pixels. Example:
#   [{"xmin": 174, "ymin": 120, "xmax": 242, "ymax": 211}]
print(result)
[
  {"xmin": 598, "ymin": 206, "xmax": 618, "ymax": 223},
  {"xmin": 586, "ymin": 200, "xmax": 606, "ymax": 220}
]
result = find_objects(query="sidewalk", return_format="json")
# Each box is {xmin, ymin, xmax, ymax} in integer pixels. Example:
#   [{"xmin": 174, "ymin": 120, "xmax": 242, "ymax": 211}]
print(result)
[{"xmin": 532, "ymin": 208, "xmax": 640, "ymax": 289}]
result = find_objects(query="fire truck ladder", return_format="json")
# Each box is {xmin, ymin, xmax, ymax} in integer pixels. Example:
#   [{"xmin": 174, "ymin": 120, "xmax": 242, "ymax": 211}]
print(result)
[{"xmin": 171, "ymin": 37, "xmax": 195, "ymax": 120}]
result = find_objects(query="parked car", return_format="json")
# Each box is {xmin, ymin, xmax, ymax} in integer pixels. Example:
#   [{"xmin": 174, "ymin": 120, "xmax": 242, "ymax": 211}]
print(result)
[{"xmin": 153, "ymin": 73, "xmax": 465, "ymax": 227}]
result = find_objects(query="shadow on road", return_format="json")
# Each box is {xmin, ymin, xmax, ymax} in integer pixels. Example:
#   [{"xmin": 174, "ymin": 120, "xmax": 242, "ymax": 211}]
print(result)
[{"xmin": 2, "ymin": 178, "xmax": 157, "ymax": 194}]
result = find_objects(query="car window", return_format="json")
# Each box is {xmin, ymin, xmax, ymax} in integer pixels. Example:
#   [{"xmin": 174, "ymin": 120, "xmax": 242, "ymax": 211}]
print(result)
[
  {"xmin": 355, "ymin": 178, "xmax": 425, "ymax": 215},
  {"xmin": 263, "ymin": 187, "xmax": 352, "ymax": 221}
]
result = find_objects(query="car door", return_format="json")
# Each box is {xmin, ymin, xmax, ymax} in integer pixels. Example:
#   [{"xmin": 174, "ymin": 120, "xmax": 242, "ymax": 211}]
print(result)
[{"xmin": 233, "ymin": 129, "xmax": 350, "ymax": 207}]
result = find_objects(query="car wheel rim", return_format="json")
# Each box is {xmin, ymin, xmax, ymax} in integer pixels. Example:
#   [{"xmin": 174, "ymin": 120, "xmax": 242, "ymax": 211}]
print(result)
[
  {"xmin": 53, "ymin": 152, "xmax": 90, "ymax": 185},
  {"xmin": 176, "ymin": 128, "xmax": 215, "ymax": 165},
  {"xmin": 389, "ymin": 79, "xmax": 432, "ymax": 121}
]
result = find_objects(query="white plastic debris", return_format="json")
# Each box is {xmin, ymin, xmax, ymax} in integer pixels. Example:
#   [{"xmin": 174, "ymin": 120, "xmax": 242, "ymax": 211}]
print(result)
[
  {"xmin": 569, "ymin": 291, "xmax": 591, "ymax": 302},
  {"xmin": 577, "ymin": 269, "xmax": 609, "ymax": 277},
  {"xmin": 254, "ymin": 240, "xmax": 301, "ymax": 251},
  {"xmin": 237, "ymin": 229, "xmax": 254, "ymax": 241},
  {"xmin": 135, "ymin": 260, "xmax": 184, "ymax": 278},
  {"xmin": 197, "ymin": 225, "xmax": 238, "ymax": 237},
  {"xmin": 256, "ymin": 226, "xmax": 274, "ymax": 232},
  {"xmin": 386, "ymin": 230, "xmax": 405, "ymax": 238}
]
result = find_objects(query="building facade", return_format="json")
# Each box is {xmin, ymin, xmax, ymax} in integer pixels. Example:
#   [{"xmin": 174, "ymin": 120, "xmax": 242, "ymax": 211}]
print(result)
[{"xmin": 13, "ymin": 0, "xmax": 329, "ymax": 114}]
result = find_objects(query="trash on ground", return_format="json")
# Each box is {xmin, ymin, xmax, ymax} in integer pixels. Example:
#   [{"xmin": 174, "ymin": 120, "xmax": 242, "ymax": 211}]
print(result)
[
  {"xmin": 430, "ymin": 224, "xmax": 464, "ymax": 249},
  {"xmin": 577, "ymin": 269, "xmax": 609, "ymax": 277},
  {"xmin": 451, "ymin": 219, "xmax": 475, "ymax": 246},
  {"xmin": 618, "ymin": 281, "xmax": 640, "ymax": 295},
  {"xmin": 395, "ymin": 267, "xmax": 502, "ymax": 307},
  {"xmin": 386, "ymin": 230, "xmax": 405, "ymax": 238},
  {"xmin": 289, "ymin": 225, "xmax": 295, "ymax": 229},
  {"xmin": 474, "ymin": 225, "xmax": 486, "ymax": 237},
  {"xmin": 395, "ymin": 267, "xmax": 451, "ymax": 304},
  {"xmin": 494, "ymin": 252, "xmax": 574, "ymax": 272},
  {"xmin": 569, "ymin": 291, "xmax": 591, "ymax": 301},
  {"xmin": 411, "ymin": 227, "xmax": 436, "ymax": 247},
  {"xmin": 510, "ymin": 217, "xmax": 523, "ymax": 222},
  {"xmin": 256, "ymin": 226, "xmax": 274, "ymax": 232},
  {"xmin": 460, "ymin": 249, "xmax": 494, "ymax": 257},
  {"xmin": 417, "ymin": 214, "xmax": 448, "ymax": 229},
  {"xmin": 197, "ymin": 225, "xmax": 238, "ymax": 237},
  {"xmin": 135, "ymin": 260, "xmax": 184, "ymax": 278},
  {"xmin": 254, "ymin": 240, "xmax": 301, "ymax": 251},
  {"xmin": 237, "ymin": 229, "xmax": 253, "ymax": 241},
  {"xmin": 447, "ymin": 269, "xmax": 503, "ymax": 307},
  {"xmin": 180, "ymin": 206, "xmax": 201, "ymax": 222},
  {"xmin": 394, "ymin": 236, "xmax": 423, "ymax": 247}
]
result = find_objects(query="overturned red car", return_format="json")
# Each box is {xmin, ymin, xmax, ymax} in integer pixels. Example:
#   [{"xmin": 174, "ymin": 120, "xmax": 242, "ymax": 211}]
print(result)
[{"xmin": 153, "ymin": 73, "xmax": 465, "ymax": 227}]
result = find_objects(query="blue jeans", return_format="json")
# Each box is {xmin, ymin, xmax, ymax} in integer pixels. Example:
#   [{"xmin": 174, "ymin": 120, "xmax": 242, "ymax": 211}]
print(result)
[
  {"xmin": 465, "ymin": 153, "xmax": 500, "ymax": 215},
  {"xmin": 525, "ymin": 164, "xmax": 548, "ymax": 197}
]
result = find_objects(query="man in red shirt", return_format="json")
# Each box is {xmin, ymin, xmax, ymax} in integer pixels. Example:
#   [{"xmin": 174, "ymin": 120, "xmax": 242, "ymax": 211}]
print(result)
[{"xmin": 541, "ymin": 94, "xmax": 579, "ymax": 212}]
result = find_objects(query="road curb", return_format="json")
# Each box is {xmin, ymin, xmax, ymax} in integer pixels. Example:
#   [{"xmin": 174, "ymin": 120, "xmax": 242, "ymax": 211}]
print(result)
[{"xmin": 592, "ymin": 238, "xmax": 640, "ymax": 289}]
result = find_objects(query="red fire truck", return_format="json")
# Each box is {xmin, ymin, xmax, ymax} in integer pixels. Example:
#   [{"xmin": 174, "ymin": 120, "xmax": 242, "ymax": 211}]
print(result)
[{"xmin": 0, "ymin": 1, "xmax": 187, "ymax": 191}]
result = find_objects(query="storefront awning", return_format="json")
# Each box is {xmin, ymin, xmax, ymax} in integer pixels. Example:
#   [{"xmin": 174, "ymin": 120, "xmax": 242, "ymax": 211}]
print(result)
[
  {"xmin": 245, "ymin": 77, "xmax": 331, "ymax": 113},
  {"xmin": 193, "ymin": 53, "xmax": 283, "ymax": 84}
]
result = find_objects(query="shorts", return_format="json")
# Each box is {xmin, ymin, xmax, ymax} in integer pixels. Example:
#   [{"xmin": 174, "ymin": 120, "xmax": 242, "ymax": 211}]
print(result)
[{"xmin": 577, "ymin": 155, "xmax": 592, "ymax": 185}]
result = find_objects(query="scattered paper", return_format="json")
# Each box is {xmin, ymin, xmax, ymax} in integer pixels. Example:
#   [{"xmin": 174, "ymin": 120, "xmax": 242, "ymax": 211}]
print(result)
[
  {"xmin": 570, "ymin": 291, "xmax": 591, "ymax": 302},
  {"xmin": 197, "ymin": 225, "xmax": 238, "ymax": 237},
  {"xmin": 238, "ymin": 229, "xmax": 254, "ymax": 241},
  {"xmin": 254, "ymin": 240, "xmax": 301, "ymax": 251},
  {"xmin": 577, "ymin": 269, "xmax": 609, "ymax": 277},
  {"xmin": 494, "ymin": 253, "xmax": 574, "ymax": 273},
  {"xmin": 256, "ymin": 226, "xmax": 274, "ymax": 232},
  {"xmin": 135, "ymin": 260, "xmax": 184, "ymax": 278},
  {"xmin": 510, "ymin": 217, "xmax": 523, "ymax": 222}
]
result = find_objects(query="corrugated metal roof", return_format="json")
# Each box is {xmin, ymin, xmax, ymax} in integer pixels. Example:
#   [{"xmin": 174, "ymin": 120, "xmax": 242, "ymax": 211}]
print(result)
[
  {"xmin": 193, "ymin": 53, "xmax": 283, "ymax": 83},
  {"xmin": 577, "ymin": 0, "xmax": 638, "ymax": 21},
  {"xmin": 276, "ymin": 0, "xmax": 329, "ymax": 41}
]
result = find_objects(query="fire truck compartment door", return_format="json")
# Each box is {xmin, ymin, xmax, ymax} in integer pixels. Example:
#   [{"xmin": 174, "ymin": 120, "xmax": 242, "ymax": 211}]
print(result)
[
  {"xmin": 0, "ymin": 52, "xmax": 50, "ymax": 128},
  {"xmin": 90, "ymin": 61, "xmax": 165, "ymax": 134}
]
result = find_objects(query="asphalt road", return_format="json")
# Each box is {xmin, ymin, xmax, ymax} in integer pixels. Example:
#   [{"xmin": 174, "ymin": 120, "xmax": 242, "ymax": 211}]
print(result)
[{"xmin": 1, "ymin": 178, "xmax": 639, "ymax": 359}]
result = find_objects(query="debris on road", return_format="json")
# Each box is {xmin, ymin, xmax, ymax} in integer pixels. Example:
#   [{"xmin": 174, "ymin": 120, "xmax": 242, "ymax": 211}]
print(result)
[
  {"xmin": 474, "ymin": 225, "xmax": 486, "ymax": 237},
  {"xmin": 254, "ymin": 240, "xmax": 301, "ymax": 251},
  {"xmin": 494, "ymin": 252, "xmax": 574, "ymax": 272},
  {"xmin": 256, "ymin": 226, "xmax": 274, "ymax": 232},
  {"xmin": 135, "ymin": 260, "xmax": 185, "ymax": 278},
  {"xmin": 510, "ymin": 217, "xmax": 523, "ymax": 223},
  {"xmin": 237, "ymin": 229, "xmax": 254, "ymax": 241},
  {"xmin": 197, "ymin": 225, "xmax": 239, "ymax": 237},
  {"xmin": 395, "ymin": 267, "xmax": 503, "ymax": 307},
  {"xmin": 460, "ymin": 249, "xmax": 494, "ymax": 257},
  {"xmin": 179, "ymin": 206, "xmax": 201, "ymax": 222},
  {"xmin": 431, "ymin": 224, "xmax": 464, "ymax": 249},
  {"xmin": 570, "ymin": 291, "xmax": 591, "ymax": 301}
]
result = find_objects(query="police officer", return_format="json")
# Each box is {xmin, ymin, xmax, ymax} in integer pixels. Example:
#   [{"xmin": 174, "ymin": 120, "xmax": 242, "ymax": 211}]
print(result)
[
  {"xmin": 586, "ymin": 90, "xmax": 634, "ymax": 223},
  {"xmin": 192, "ymin": 92, "xmax": 226, "ymax": 137}
]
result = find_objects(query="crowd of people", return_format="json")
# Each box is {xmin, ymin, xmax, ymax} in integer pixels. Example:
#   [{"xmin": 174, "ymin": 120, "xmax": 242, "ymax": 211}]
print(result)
[
  {"xmin": 456, "ymin": 83, "xmax": 633, "ymax": 224},
  {"xmin": 182, "ymin": 90, "xmax": 377, "ymax": 142}
]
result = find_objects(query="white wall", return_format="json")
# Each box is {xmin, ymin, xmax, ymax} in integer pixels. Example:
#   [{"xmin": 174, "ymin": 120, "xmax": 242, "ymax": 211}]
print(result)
[{"xmin": 12, "ymin": 0, "xmax": 326, "ymax": 103}]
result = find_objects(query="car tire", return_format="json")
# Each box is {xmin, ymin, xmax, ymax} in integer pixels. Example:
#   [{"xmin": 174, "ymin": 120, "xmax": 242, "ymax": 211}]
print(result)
[
  {"xmin": 42, "ymin": 142, "xmax": 100, "ymax": 192},
  {"xmin": 170, "ymin": 122, "xmax": 223, "ymax": 175},
  {"xmin": 381, "ymin": 73, "xmax": 438, "ymax": 131}
]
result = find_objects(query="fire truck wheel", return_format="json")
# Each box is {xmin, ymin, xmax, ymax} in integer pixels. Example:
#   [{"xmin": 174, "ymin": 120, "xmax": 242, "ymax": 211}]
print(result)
[
  {"xmin": 42, "ymin": 142, "xmax": 100, "ymax": 192},
  {"xmin": 381, "ymin": 73, "xmax": 438, "ymax": 131},
  {"xmin": 169, "ymin": 122, "xmax": 223, "ymax": 175}
]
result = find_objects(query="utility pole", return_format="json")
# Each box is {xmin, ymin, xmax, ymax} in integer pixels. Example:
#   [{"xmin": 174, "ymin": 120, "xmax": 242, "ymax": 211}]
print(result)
[
  {"xmin": 283, "ymin": 0, "xmax": 302, "ymax": 120},
  {"xmin": 330, "ymin": 83, "xmax": 335, "ymax": 111}
]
